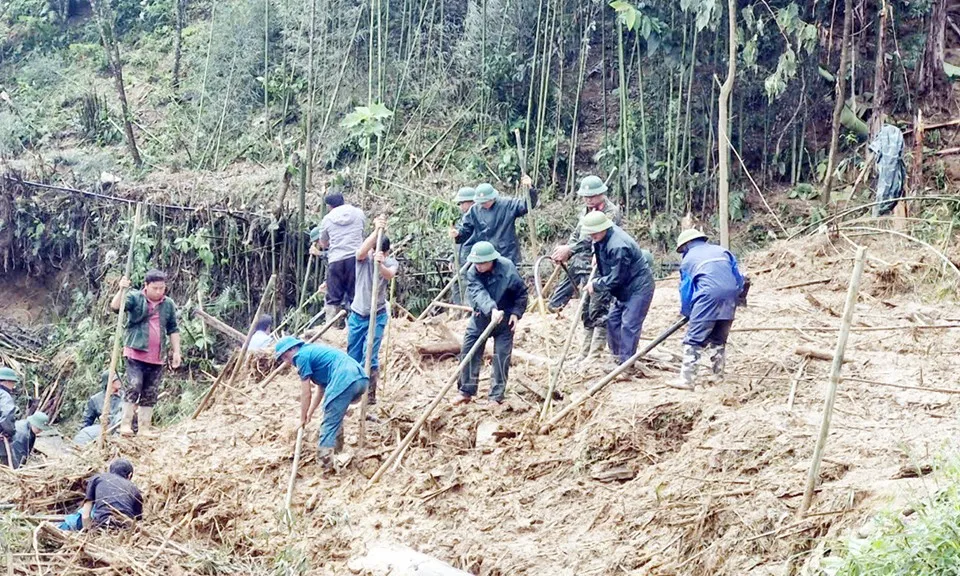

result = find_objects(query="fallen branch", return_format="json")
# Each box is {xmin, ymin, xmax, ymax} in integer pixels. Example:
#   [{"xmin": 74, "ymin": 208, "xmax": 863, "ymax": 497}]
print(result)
[
  {"xmin": 839, "ymin": 226, "xmax": 960, "ymax": 282},
  {"xmin": 841, "ymin": 377, "xmax": 960, "ymax": 395},
  {"xmin": 775, "ymin": 278, "xmax": 831, "ymax": 291},
  {"xmin": 734, "ymin": 323, "xmax": 960, "ymax": 333},
  {"xmin": 195, "ymin": 309, "xmax": 245, "ymax": 343},
  {"xmin": 794, "ymin": 346, "xmax": 853, "ymax": 363}
]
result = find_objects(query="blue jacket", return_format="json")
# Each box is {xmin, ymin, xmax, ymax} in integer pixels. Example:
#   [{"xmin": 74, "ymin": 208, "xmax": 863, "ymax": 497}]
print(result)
[
  {"xmin": 293, "ymin": 344, "xmax": 367, "ymax": 409},
  {"xmin": 592, "ymin": 225, "xmax": 654, "ymax": 302},
  {"xmin": 679, "ymin": 240, "xmax": 744, "ymax": 321},
  {"xmin": 466, "ymin": 257, "xmax": 529, "ymax": 319},
  {"xmin": 0, "ymin": 387, "xmax": 17, "ymax": 439},
  {"xmin": 454, "ymin": 189, "xmax": 539, "ymax": 265}
]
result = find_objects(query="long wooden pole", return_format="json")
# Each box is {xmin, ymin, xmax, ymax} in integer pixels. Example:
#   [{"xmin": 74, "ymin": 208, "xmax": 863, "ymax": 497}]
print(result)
[
  {"xmin": 253, "ymin": 309, "xmax": 346, "ymax": 390},
  {"xmin": 195, "ymin": 309, "xmax": 245, "ymax": 343},
  {"xmin": 100, "ymin": 203, "xmax": 142, "ymax": 447},
  {"xmin": 297, "ymin": 254, "xmax": 315, "ymax": 311},
  {"xmin": 800, "ymin": 247, "xmax": 866, "ymax": 514},
  {"xmin": 539, "ymin": 317, "xmax": 689, "ymax": 434},
  {"xmin": 283, "ymin": 426, "xmax": 305, "ymax": 525},
  {"xmin": 380, "ymin": 276, "xmax": 397, "ymax": 392},
  {"xmin": 540, "ymin": 267, "xmax": 595, "ymax": 421},
  {"xmin": 190, "ymin": 350, "xmax": 240, "ymax": 419},
  {"xmin": 359, "ymin": 230, "xmax": 384, "ymax": 448},
  {"xmin": 416, "ymin": 262, "xmax": 470, "ymax": 321},
  {"xmin": 513, "ymin": 128, "xmax": 538, "ymax": 258},
  {"xmin": 366, "ymin": 318, "xmax": 500, "ymax": 487},
  {"xmin": 272, "ymin": 286, "xmax": 326, "ymax": 337},
  {"xmin": 193, "ymin": 274, "xmax": 276, "ymax": 418}
]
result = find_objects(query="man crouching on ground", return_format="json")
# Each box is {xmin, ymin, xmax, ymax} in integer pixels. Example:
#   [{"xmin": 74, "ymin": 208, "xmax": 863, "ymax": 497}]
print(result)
[{"xmin": 274, "ymin": 336, "xmax": 369, "ymax": 469}]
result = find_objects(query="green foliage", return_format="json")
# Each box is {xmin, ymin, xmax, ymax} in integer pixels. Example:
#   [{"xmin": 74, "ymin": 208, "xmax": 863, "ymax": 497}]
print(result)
[
  {"xmin": 173, "ymin": 227, "xmax": 217, "ymax": 268},
  {"xmin": 789, "ymin": 182, "xmax": 819, "ymax": 201},
  {"xmin": 340, "ymin": 103, "xmax": 393, "ymax": 151},
  {"xmin": 741, "ymin": 3, "xmax": 817, "ymax": 102}
]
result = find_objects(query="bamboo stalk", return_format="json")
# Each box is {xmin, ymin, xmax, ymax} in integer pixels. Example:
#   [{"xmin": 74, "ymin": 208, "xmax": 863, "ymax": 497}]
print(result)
[
  {"xmin": 513, "ymin": 129, "xmax": 539, "ymax": 257},
  {"xmin": 190, "ymin": 351, "xmax": 240, "ymax": 419},
  {"xmin": 416, "ymin": 263, "xmax": 470, "ymax": 321},
  {"xmin": 800, "ymin": 247, "xmax": 866, "ymax": 514},
  {"xmin": 539, "ymin": 317, "xmax": 688, "ymax": 434},
  {"xmin": 366, "ymin": 318, "xmax": 500, "ymax": 487},
  {"xmin": 282, "ymin": 426, "xmax": 305, "ymax": 525},
  {"xmin": 100, "ymin": 203, "xmax": 142, "ymax": 448},
  {"xmin": 540, "ymin": 267, "xmax": 595, "ymax": 421},
  {"xmin": 297, "ymin": 254, "xmax": 315, "ymax": 311},
  {"xmin": 787, "ymin": 358, "xmax": 809, "ymax": 410},
  {"xmin": 380, "ymin": 277, "xmax": 397, "ymax": 393},
  {"xmin": 359, "ymin": 230, "xmax": 385, "ymax": 449}
]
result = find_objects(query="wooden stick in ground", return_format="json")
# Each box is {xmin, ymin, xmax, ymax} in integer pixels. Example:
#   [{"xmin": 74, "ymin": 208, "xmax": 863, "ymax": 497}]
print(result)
[
  {"xmin": 417, "ymin": 263, "xmax": 470, "ymax": 321},
  {"xmin": 800, "ymin": 246, "xmax": 866, "ymax": 514},
  {"xmin": 539, "ymin": 317, "xmax": 689, "ymax": 435},
  {"xmin": 253, "ymin": 309, "xmax": 346, "ymax": 389},
  {"xmin": 380, "ymin": 277, "xmax": 397, "ymax": 394},
  {"xmin": 3, "ymin": 437, "xmax": 13, "ymax": 469},
  {"xmin": 195, "ymin": 274, "xmax": 277, "ymax": 418},
  {"xmin": 283, "ymin": 426, "xmax": 305, "ymax": 525},
  {"xmin": 513, "ymin": 128, "xmax": 538, "ymax": 256},
  {"xmin": 787, "ymin": 358, "xmax": 809, "ymax": 411},
  {"xmin": 190, "ymin": 351, "xmax": 240, "ymax": 419},
  {"xmin": 359, "ymin": 229, "xmax": 385, "ymax": 449},
  {"xmin": 453, "ymin": 247, "xmax": 466, "ymax": 306},
  {"xmin": 100, "ymin": 203, "xmax": 142, "ymax": 448},
  {"xmin": 540, "ymin": 267, "xmax": 595, "ymax": 421},
  {"xmin": 195, "ymin": 309, "xmax": 245, "ymax": 343},
  {"xmin": 366, "ymin": 318, "xmax": 500, "ymax": 487},
  {"xmin": 297, "ymin": 254, "xmax": 315, "ymax": 311}
]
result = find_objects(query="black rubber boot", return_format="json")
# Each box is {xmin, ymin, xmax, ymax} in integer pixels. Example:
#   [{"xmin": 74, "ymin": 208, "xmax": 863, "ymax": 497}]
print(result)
[{"xmin": 367, "ymin": 370, "xmax": 378, "ymax": 405}]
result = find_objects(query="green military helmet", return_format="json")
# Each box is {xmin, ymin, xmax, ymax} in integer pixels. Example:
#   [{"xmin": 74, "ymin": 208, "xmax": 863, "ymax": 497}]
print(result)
[
  {"xmin": 577, "ymin": 175, "xmax": 607, "ymax": 197},
  {"xmin": 454, "ymin": 187, "xmax": 476, "ymax": 203},
  {"xmin": 468, "ymin": 241, "xmax": 501, "ymax": 263},
  {"xmin": 474, "ymin": 183, "xmax": 499, "ymax": 203},
  {"xmin": 309, "ymin": 226, "xmax": 321, "ymax": 243},
  {"xmin": 27, "ymin": 411, "xmax": 50, "ymax": 431},
  {"xmin": 676, "ymin": 229, "xmax": 708, "ymax": 253},
  {"xmin": 579, "ymin": 210, "xmax": 614, "ymax": 236},
  {"xmin": 0, "ymin": 367, "xmax": 19, "ymax": 383}
]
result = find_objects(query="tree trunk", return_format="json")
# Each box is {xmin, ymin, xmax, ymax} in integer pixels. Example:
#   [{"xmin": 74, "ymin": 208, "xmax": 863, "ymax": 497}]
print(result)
[
  {"xmin": 821, "ymin": 0, "xmax": 853, "ymax": 206},
  {"xmin": 869, "ymin": 0, "xmax": 888, "ymax": 138},
  {"xmin": 172, "ymin": 0, "xmax": 185, "ymax": 94},
  {"xmin": 90, "ymin": 0, "xmax": 143, "ymax": 167},
  {"xmin": 915, "ymin": 0, "xmax": 947, "ymax": 96},
  {"xmin": 717, "ymin": 0, "xmax": 737, "ymax": 249}
]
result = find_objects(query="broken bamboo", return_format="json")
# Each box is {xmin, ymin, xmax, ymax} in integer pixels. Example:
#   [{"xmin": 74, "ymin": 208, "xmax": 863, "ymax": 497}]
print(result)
[
  {"xmin": 366, "ymin": 317, "xmax": 500, "ymax": 487},
  {"xmin": 539, "ymin": 317, "xmax": 689, "ymax": 434},
  {"xmin": 283, "ymin": 426, "xmax": 305, "ymax": 525},
  {"xmin": 800, "ymin": 246, "xmax": 866, "ymax": 514},
  {"xmin": 360, "ymin": 229, "xmax": 385, "ymax": 449},
  {"xmin": 100, "ymin": 203, "xmax": 142, "ymax": 447},
  {"xmin": 195, "ymin": 309, "xmax": 245, "ymax": 343},
  {"xmin": 417, "ymin": 263, "xmax": 470, "ymax": 321}
]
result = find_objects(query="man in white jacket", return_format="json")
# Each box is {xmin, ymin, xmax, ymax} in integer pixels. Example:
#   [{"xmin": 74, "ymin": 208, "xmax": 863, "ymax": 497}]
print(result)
[{"xmin": 312, "ymin": 192, "xmax": 366, "ymax": 326}]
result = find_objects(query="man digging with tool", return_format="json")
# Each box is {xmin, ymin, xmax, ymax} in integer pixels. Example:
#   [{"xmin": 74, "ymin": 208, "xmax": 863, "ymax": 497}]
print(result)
[
  {"xmin": 453, "ymin": 241, "xmax": 529, "ymax": 406},
  {"xmin": 346, "ymin": 214, "xmax": 398, "ymax": 408},
  {"xmin": 110, "ymin": 269, "xmax": 182, "ymax": 438},
  {"xmin": 581, "ymin": 211, "xmax": 656, "ymax": 369},
  {"xmin": 549, "ymin": 175, "xmax": 622, "ymax": 365},
  {"xmin": 669, "ymin": 229, "xmax": 745, "ymax": 391},
  {"xmin": 449, "ymin": 177, "xmax": 537, "ymax": 266},
  {"xmin": 312, "ymin": 192, "xmax": 366, "ymax": 328},
  {"xmin": 274, "ymin": 336, "xmax": 369, "ymax": 470}
]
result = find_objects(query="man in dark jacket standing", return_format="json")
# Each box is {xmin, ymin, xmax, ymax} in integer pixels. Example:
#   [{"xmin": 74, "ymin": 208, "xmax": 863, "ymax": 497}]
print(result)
[
  {"xmin": 582, "ymin": 211, "xmax": 655, "ymax": 367},
  {"xmin": 449, "ymin": 176, "xmax": 537, "ymax": 266},
  {"xmin": 0, "ymin": 367, "xmax": 19, "ymax": 445},
  {"xmin": 110, "ymin": 269, "xmax": 181, "ymax": 437},
  {"xmin": 454, "ymin": 241, "xmax": 528, "ymax": 405},
  {"xmin": 669, "ymin": 229, "xmax": 744, "ymax": 390}
]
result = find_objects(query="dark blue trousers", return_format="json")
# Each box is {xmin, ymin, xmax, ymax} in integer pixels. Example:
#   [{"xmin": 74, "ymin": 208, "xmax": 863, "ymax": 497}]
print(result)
[
  {"xmin": 458, "ymin": 314, "xmax": 514, "ymax": 402},
  {"xmin": 606, "ymin": 286, "xmax": 654, "ymax": 364}
]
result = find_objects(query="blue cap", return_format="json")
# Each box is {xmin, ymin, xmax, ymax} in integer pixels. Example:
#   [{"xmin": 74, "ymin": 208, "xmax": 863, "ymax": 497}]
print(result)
[{"xmin": 274, "ymin": 336, "xmax": 304, "ymax": 361}]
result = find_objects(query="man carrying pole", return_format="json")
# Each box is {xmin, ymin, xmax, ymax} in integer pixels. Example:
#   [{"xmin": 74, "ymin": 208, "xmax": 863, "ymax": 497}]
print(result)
[
  {"xmin": 346, "ymin": 215, "xmax": 398, "ymax": 407},
  {"xmin": 549, "ymin": 175, "xmax": 622, "ymax": 364},
  {"xmin": 453, "ymin": 241, "xmax": 528, "ymax": 406},
  {"xmin": 448, "ymin": 177, "xmax": 537, "ymax": 267},
  {"xmin": 109, "ymin": 269, "xmax": 182, "ymax": 437},
  {"xmin": 581, "ymin": 212, "xmax": 655, "ymax": 368},
  {"xmin": 669, "ymin": 229, "xmax": 744, "ymax": 391},
  {"xmin": 274, "ymin": 336, "xmax": 368, "ymax": 470}
]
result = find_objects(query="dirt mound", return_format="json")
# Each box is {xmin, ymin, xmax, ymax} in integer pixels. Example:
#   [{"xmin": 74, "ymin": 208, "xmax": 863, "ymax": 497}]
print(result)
[{"xmin": 5, "ymin": 230, "xmax": 960, "ymax": 575}]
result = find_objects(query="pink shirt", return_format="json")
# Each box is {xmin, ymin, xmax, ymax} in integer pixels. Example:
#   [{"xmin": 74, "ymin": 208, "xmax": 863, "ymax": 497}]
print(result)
[{"xmin": 124, "ymin": 296, "xmax": 163, "ymax": 365}]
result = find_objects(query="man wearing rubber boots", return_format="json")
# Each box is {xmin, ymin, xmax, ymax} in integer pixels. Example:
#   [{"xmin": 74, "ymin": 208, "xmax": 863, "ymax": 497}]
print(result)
[
  {"xmin": 346, "ymin": 215, "xmax": 398, "ymax": 407},
  {"xmin": 669, "ymin": 229, "xmax": 744, "ymax": 391},
  {"xmin": 274, "ymin": 336, "xmax": 369, "ymax": 469},
  {"xmin": 581, "ymin": 211, "xmax": 655, "ymax": 367},
  {"xmin": 549, "ymin": 175, "xmax": 622, "ymax": 364},
  {"xmin": 453, "ymin": 241, "xmax": 528, "ymax": 405},
  {"xmin": 449, "ymin": 177, "xmax": 537, "ymax": 266}
]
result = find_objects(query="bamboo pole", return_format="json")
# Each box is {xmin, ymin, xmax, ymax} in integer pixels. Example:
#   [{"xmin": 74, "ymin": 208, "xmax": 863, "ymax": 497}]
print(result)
[
  {"xmin": 380, "ymin": 277, "xmax": 397, "ymax": 393},
  {"xmin": 271, "ymin": 286, "xmax": 325, "ymax": 337},
  {"xmin": 513, "ymin": 129, "xmax": 538, "ymax": 255},
  {"xmin": 297, "ymin": 254, "xmax": 315, "ymax": 311},
  {"xmin": 3, "ymin": 437, "xmax": 13, "ymax": 469},
  {"xmin": 195, "ymin": 309, "xmax": 245, "ymax": 343},
  {"xmin": 539, "ymin": 317, "xmax": 689, "ymax": 435},
  {"xmin": 416, "ymin": 263, "xmax": 470, "ymax": 321},
  {"xmin": 540, "ymin": 267, "xmax": 595, "ymax": 421},
  {"xmin": 253, "ymin": 309, "xmax": 346, "ymax": 390},
  {"xmin": 366, "ymin": 318, "xmax": 500, "ymax": 487},
  {"xmin": 800, "ymin": 247, "xmax": 866, "ymax": 514},
  {"xmin": 191, "ymin": 350, "xmax": 240, "ymax": 419},
  {"xmin": 359, "ymin": 230, "xmax": 385, "ymax": 449},
  {"xmin": 282, "ymin": 426, "xmax": 305, "ymax": 526},
  {"xmin": 100, "ymin": 203, "xmax": 142, "ymax": 447},
  {"xmin": 193, "ymin": 274, "xmax": 276, "ymax": 418},
  {"xmin": 453, "ymin": 247, "xmax": 465, "ymax": 305}
]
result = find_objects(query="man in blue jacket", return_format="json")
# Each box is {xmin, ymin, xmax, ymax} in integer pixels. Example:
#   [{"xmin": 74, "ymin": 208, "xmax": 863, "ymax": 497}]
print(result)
[
  {"xmin": 669, "ymin": 229, "xmax": 744, "ymax": 391},
  {"xmin": 275, "ymin": 337, "xmax": 368, "ymax": 469},
  {"xmin": 454, "ymin": 241, "xmax": 529, "ymax": 405},
  {"xmin": 449, "ymin": 177, "xmax": 537, "ymax": 266},
  {"xmin": 582, "ymin": 211, "xmax": 655, "ymax": 367}
]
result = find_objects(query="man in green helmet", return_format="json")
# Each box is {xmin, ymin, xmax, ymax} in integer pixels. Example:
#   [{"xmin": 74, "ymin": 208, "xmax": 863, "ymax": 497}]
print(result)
[
  {"xmin": 0, "ymin": 367, "xmax": 20, "ymax": 442},
  {"xmin": 453, "ymin": 241, "xmax": 528, "ymax": 405},
  {"xmin": 1, "ymin": 411, "xmax": 50, "ymax": 469},
  {"xmin": 449, "ymin": 176, "xmax": 537, "ymax": 266},
  {"xmin": 549, "ymin": 174, "xmax": 623, "ymax": 363},
  {"xmin": 451, "ymin": 187, "xmax": 476, "ymax": 305}
]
